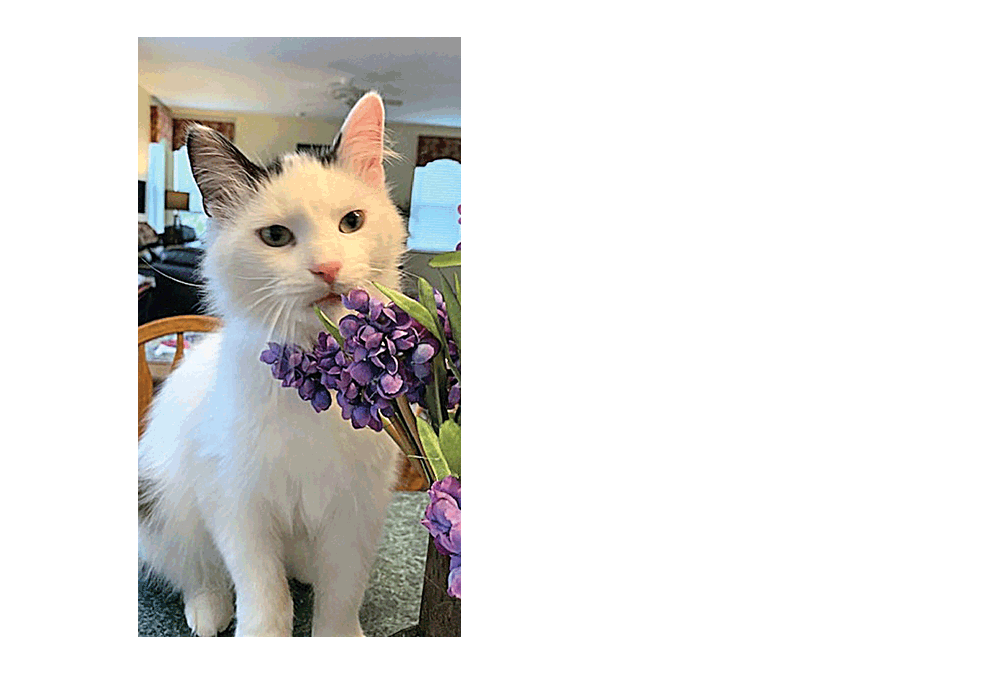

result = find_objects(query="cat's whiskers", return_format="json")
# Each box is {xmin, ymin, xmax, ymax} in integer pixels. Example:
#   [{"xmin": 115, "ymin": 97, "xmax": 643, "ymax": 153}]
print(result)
[
  {"xmin": 269, "ymin": 294, "xmax": 308, "ymax": 348},
  {"xmin": 244, "ymin": 294, "xmax": 282, "ymax": 323},
  {"xmin": 245, "ymin": 278, "xmax": 280, "ymax": 294},
  {"xmin": 262, "ymin": 298, "xmax": 291, "ymax": 347},
  {"xmin": 286, "ymin": 298, "xmax": 303, "ymax": 348},
  {"xmin": 234, "ymin": 274, "xmax": 279, "ymax": 282},
  {"xmin": 367, "ymin": 264, "xmax": 416, "ymax": 286},
  {"xmin": 243, "ymin": 284, "xmax": 283, "ymax": 314},
  {"xmin": 261, "ymin": 296, "xmax": 289, "ymax": 343},
  {"xmin": 245, "ymin": 277, "xmax": 320, "ymax": 349}
]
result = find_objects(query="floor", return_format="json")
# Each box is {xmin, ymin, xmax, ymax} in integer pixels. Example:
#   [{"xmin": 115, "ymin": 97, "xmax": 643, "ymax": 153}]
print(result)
[{"xmin": 138, "ymin": 490, "xmax": 431, "ymax": 637}]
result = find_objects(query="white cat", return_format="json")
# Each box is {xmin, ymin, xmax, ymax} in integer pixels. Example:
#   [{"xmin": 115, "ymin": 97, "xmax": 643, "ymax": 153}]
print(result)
[{"xmin": 138, "ymin": 92, "xmax": 407, "ymax": 637}]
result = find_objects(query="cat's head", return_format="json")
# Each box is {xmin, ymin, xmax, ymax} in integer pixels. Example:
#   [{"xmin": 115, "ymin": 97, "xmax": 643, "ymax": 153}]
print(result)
[{"xmin": 187, "ymin": 92, "xmax": 406, "ymax": 348}]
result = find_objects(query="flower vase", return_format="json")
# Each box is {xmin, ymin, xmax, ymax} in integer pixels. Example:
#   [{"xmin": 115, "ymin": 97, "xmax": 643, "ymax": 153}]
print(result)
[{"xmin": 393, "ymin": 535, "xmax": 460, "ymax": 636}]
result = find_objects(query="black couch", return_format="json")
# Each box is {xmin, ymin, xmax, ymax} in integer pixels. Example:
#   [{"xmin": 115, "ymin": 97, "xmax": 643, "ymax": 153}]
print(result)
[{"xmin": 138, "ymin": 245, "xmax": 209, "ymax": 325}]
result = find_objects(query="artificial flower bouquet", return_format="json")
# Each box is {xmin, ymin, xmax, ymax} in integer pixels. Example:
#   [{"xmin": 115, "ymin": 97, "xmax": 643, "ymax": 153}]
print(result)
[{"xmin": 259, "ymin": 248, "xmax": 462, "ymax": 603}]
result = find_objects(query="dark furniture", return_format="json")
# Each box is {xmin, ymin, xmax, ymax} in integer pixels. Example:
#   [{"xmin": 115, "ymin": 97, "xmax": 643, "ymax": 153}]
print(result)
[{"xmin": 139, "ymin": 245, "xmax": 209, "ymax": 324}]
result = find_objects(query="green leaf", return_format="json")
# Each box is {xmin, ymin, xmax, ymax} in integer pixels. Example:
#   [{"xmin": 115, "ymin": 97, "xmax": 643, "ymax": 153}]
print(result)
[
  {"xmin": 423, "ymin": 366, "xmax": 444, "ymax": 434},
  {"xmin": 432, "ymin": 354, "xmax": 449, "ymax": 422},
  {"xmin": 439, "ymin": 273, "xmax": 460, "ymax": 351},
  {"xmin": 370, "ymin": 281, "xmax": 443, "ymax": 342},
  {"xmin": 454, "ymin": 272, "xmax": 460, "ymax": 303},
  {"xmin": 428, "ymin": 251, "xmax": 461, "ymax": 268},
  {"xmin": 416, "ymin": 416, "xmax": 451, "ymax": 481},
  {"xmin": 313, "ymin": 305, "xmax": 345, "ymax": 347},
  {"xmin": 439, "ymin": 420, "xmax": 461, "ymax": 477},
  {"xmin": 418, "ymin": 276, "xmax": 444, "ymax": 340}
]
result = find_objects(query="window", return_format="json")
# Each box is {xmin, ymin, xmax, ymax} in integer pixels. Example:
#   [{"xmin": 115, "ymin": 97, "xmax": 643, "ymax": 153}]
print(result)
[
  {"xmin": 171, "ymin": 145, "xmax": 209, "ymax": 240},
  {"xmin": 406, "ymin": 159, "xmax": 461, "ymax": 252},
  {"xmin": 146, "ymin": 142, "xmax": 166, "ymax": 233}
]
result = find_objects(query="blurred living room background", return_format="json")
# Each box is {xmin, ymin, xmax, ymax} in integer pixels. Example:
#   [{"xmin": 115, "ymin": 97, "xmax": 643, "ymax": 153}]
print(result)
[{"xmin": 138, "ymin": 37, "xmax": 461, "ymax": 325}]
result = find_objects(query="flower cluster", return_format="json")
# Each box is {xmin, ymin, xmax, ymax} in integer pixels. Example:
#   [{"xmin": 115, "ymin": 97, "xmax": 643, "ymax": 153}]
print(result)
[
  {"xmin": 421, "ymin": 475, "xmax": 461, "ymax": 599},
  {"xmin": 332, "ymin": 289, "xmax": 440, "ymax": 431},
  {"xmin": 259, "ymin": 342, "xmax": 333, "ymax": 412},
  {"xmin": 259, "ymin": 289, "xmax": 440, "ymax": 431}
]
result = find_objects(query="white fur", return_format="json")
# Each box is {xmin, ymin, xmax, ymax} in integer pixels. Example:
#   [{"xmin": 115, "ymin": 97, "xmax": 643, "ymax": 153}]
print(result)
[{"xmin": 139, "ymin": 98, "xmax": 407, "ymax": 636}]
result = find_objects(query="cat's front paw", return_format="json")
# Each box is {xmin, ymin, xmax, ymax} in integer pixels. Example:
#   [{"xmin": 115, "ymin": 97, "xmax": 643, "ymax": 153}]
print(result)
[{"xmin": 184, "ymin": 589, "xmax": 234, "ymax": 637}]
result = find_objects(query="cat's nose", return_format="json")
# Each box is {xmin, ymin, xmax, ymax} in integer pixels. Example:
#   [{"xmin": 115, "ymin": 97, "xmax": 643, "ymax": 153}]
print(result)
[{"xmin": 310, "ymin": 261, "xmax": 342, "ymax": 285}]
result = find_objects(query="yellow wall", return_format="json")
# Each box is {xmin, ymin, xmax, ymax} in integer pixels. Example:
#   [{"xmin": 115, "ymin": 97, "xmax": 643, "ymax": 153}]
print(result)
[
  {"xmin": 138, "ymin": 86, "xmax": 151, "ymax": 179},
  {"xmin": 138, "ymin": 85, "xmax": 176, "ymax": 189}
]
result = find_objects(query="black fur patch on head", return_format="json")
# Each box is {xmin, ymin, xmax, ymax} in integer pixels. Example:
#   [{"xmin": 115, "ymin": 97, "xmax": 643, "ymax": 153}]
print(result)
[
  {"xmin": 264, "ymin": 157, "xmax": 284, "ymax": 178},
  {"xmin": 186, "ymin": 125, "xmax": 270, "ymax": 218},
  {"xmin": 292, "ymin": 143, "xmax": 339, "ymax": 169},
  {"xmin": 325, "ymin": 130, "xmax": 343, "ymax": 167}
]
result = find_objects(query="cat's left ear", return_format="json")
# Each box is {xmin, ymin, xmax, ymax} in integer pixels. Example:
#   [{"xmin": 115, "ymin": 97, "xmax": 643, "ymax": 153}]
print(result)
[
  {"xmin": 186, "ymin": 124, "xmax": 265, "ymax": 222},
  {"xmin": 333, "ymin": 92, "xmax": 387, "ymax": 189}
]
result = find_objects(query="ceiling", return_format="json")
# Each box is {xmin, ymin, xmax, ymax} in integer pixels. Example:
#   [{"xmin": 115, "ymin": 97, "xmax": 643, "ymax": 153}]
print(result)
[{"xmin": 138, "ymin": 37, "xmax": 461, "ymax": 128}]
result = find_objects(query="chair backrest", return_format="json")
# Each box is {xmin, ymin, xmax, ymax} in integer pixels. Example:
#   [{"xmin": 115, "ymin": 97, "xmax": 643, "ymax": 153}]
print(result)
[{"xmin": 138, "ymin": 315, "xmax": 221, "ymax": 439}]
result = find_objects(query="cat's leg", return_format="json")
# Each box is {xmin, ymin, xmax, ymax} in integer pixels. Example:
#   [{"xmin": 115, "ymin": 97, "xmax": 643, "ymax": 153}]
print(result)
[
  {"xmin": 310, "ymin": 507, "xmax": 384, "ymax": 637},
  {"xmin": 180, "ymin": 535, "xmax": 234, "ymax": 637},
  {"xmin": 139, "ymin": 481, "xmax": 235, "ymax": 636},
  {"xmin": 207, "ymin": 504, "xmax": 293, "ymax": 637}
]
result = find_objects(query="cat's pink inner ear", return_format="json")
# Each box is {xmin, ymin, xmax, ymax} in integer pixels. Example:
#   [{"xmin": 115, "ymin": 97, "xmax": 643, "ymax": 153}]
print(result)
[{"xmin": 338, "ymin": 94, "xmax": 386, "ymax": 188}]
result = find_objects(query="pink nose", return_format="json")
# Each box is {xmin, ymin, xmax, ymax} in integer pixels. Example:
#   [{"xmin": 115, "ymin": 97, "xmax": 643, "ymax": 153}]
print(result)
[{"xmin": 310, "ymin": 261, "xmax": 342, "ymax": 285}]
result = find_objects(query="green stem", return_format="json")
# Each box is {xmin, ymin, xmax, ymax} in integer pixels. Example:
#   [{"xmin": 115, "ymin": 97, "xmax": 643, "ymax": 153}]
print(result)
[
  {"xmin": 394, "ymin": 395, "xmax": 435, "ymax": 484},
  {"xmin": 382, "ymin": 416, "xmax": 430, "ymax": 486}
]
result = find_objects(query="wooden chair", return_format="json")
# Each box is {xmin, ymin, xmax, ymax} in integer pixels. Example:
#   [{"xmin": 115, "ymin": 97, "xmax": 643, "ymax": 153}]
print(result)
[
  {"xmin": 139, "ymin": 315, "xmax": 221, "ymax": 440},
  {"xmin": 138, "ymin": 314, "xmax": 426, "ymax": 491}
]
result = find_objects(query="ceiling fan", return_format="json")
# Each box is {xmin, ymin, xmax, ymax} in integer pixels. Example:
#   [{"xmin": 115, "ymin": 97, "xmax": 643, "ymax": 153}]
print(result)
[{"xmin": 328, "ymin": 59, "xmax": 404, "ymax": 107}]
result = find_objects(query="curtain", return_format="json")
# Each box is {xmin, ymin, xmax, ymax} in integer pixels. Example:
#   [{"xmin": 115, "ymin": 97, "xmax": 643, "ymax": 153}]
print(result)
[
  {"xmin": 172, "ymin": 119, "xmax": 235, "ymax": 151},
  {"xmin": 150, "ymin": 105, "xmax": 173, "ymax": 146},
  {"xmin": 415, "ymin": 136, "xmax": 460, "ymax": 167}
]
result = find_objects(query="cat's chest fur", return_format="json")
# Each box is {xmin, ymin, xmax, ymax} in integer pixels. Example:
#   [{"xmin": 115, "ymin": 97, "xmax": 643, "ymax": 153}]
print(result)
[{"xmin": 155, "ymin": 320, "xmax": 398, "ymax": 538}]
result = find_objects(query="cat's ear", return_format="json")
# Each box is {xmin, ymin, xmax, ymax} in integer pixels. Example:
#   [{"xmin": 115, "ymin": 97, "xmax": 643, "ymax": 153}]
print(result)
[
  {"xmin": 332, "ymin": 92, "xmax": 387, "ymax": 189},
  {"xmin": 186, "ymin": 125, "xmax": 265, "ymax": 220}
]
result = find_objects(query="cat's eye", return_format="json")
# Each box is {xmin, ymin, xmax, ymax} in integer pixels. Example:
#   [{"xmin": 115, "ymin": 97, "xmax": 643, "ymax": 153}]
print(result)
[
  {"xmin": 258, "ymin": 225, "xmax": 295, "ymax": 247},
  {"xmin": 339, "ymin": 210, "xmax": 365, "ymax": 234}
]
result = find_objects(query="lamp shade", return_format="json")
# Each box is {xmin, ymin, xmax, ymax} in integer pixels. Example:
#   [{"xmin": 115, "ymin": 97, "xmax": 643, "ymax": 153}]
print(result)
[{"xmin": 164, "ymin": 190, "xmax": 190, "ymax": 211}]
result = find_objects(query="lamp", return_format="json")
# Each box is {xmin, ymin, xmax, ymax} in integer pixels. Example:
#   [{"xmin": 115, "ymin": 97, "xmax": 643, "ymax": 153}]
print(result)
[
  {"xmin": 164, "ymin": 190, "xmax": 190, "ymax": 212},
  {"xmin": 163, "ymin": 190, "xmax": 193, "ymax": 247}
]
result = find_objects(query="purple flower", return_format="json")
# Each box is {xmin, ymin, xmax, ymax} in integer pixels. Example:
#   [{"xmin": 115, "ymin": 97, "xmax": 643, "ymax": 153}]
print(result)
[
  {"xmin": 421, "ymin": 476, "xmax": 461, "ymax": 557},
  {"xmin": 259, "ymin": 342, "xmax": 333, "ymax": 412},
  {"xmin": 342, "ymin": 288, "xmax": 370, "ymax": 314},
  {"xmin": 260, "ymin": 288, "xmax": 447, "ymax": 429},
  {"xmin": 421, "ymin": 476, "xmax": 461, "ymax": 599},
  {"xmin": 260, "ymin": 342, "xmax": 300, "ymax": 384},
  {"xmin": 260, "ymin": 341, "xmax": 335, "ymax": 413},
  {"xmin": 410, "ymin": 343, "xmax": 436, "ymax": 364},
  {"xmin": 447, "ymin": 382, "xmax": 460, "ymax": 408},
  {"xmin": 447, "ymin": 554, "xmax": 461, "ymax": 599},
  {"xmin": 348, "ymin": 360, "xmax": 374, "ymax": 386},
  {"xmin": 319, "ymin": 294, "xmax": 440, "ymax": 430}
]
